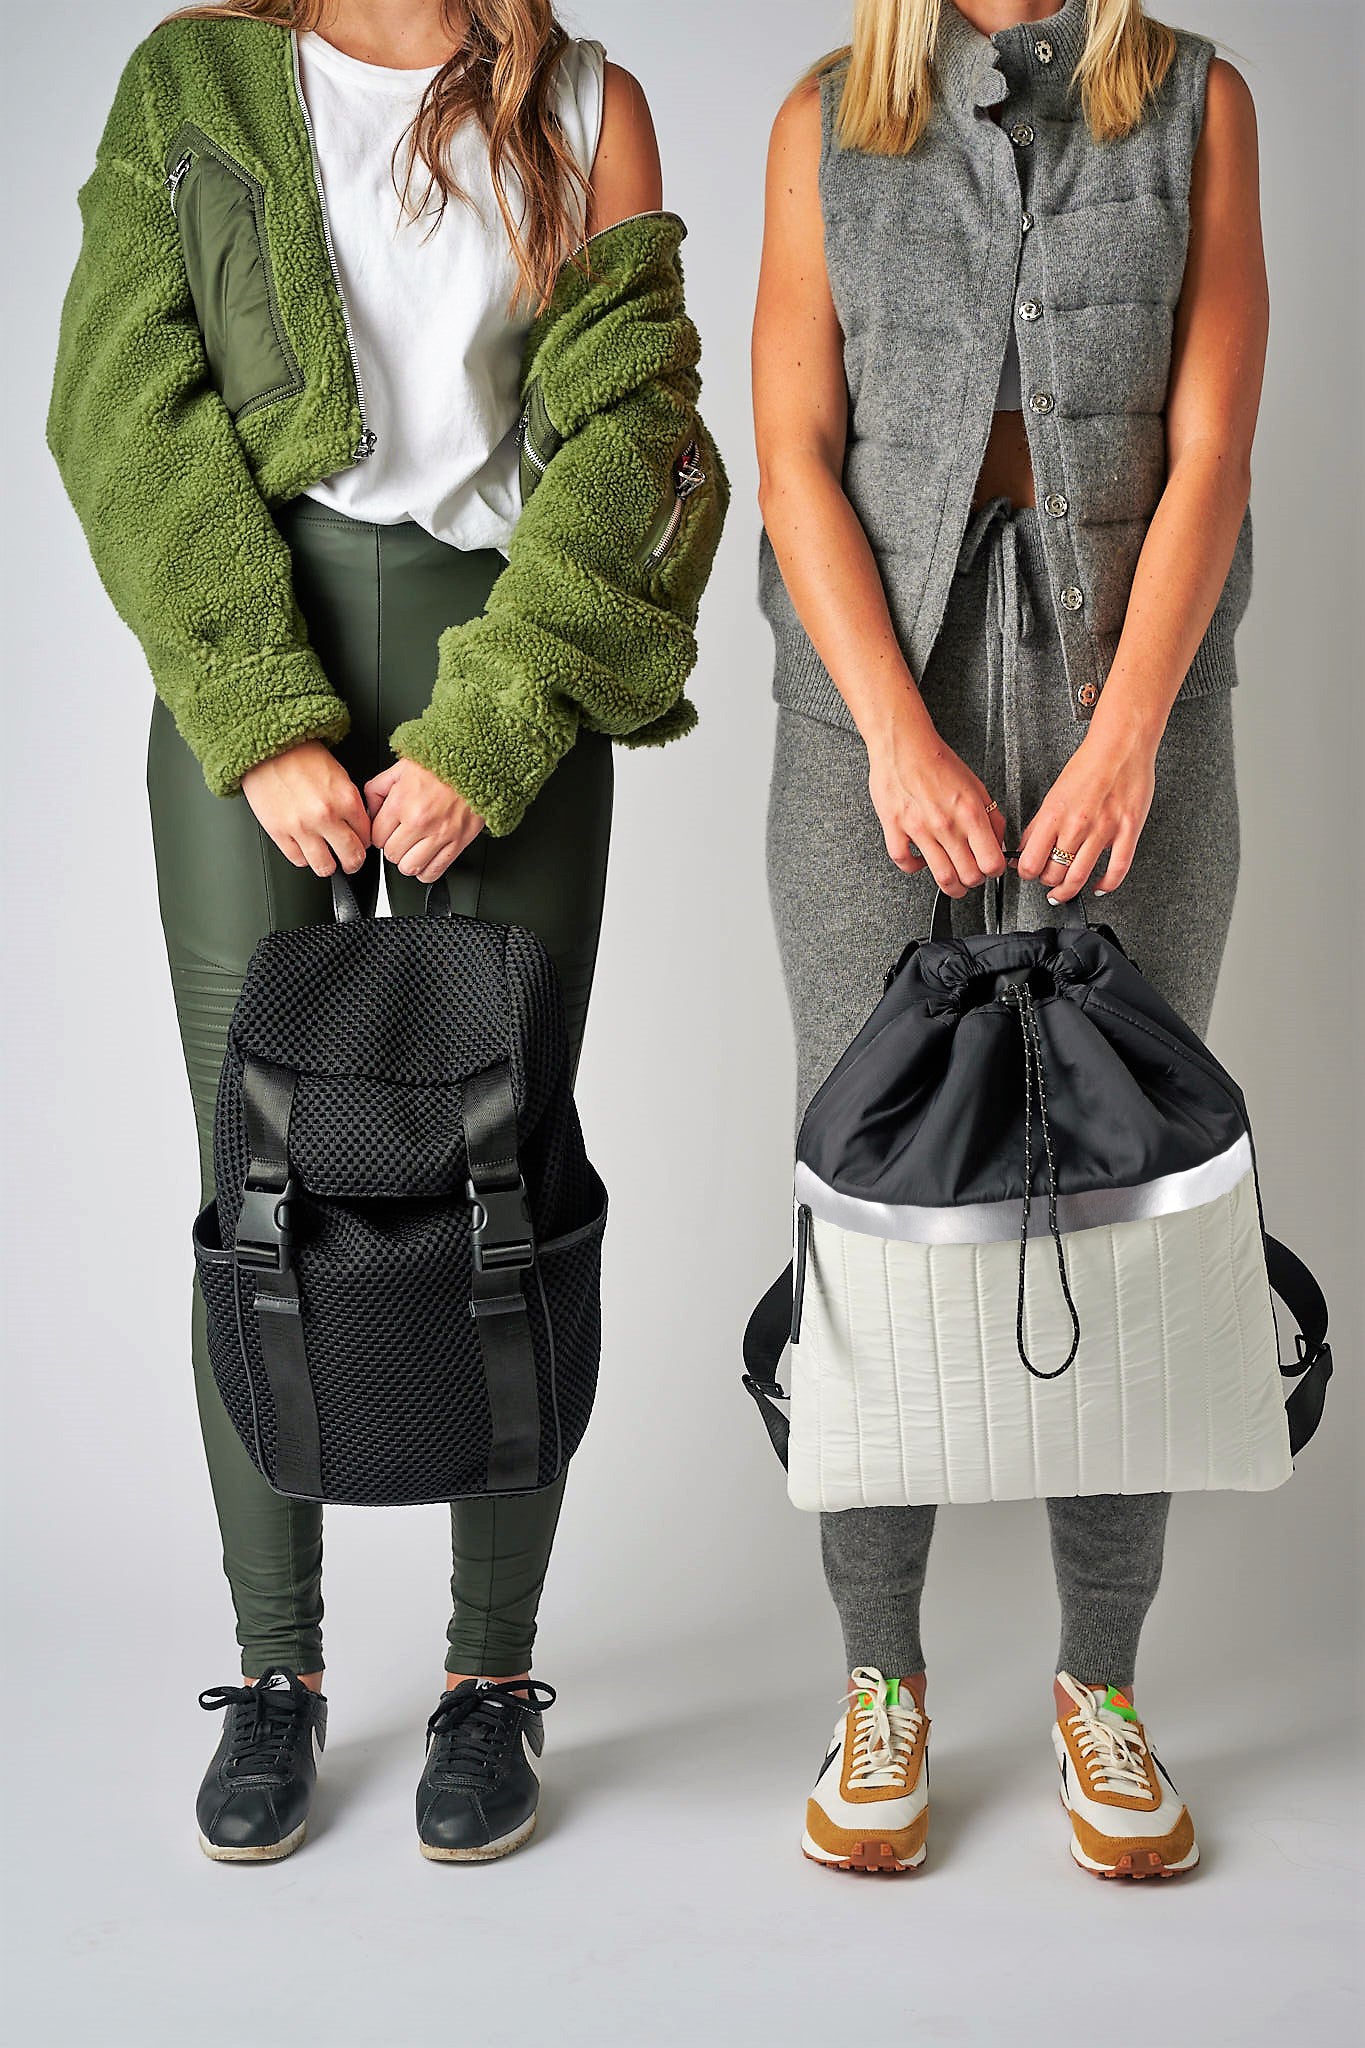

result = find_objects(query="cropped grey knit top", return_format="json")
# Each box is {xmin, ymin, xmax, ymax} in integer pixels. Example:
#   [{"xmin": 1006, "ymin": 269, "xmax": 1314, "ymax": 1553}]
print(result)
[{"xmin": 758, "ymin": 0, "xmax": 1252, "ymax": 732}]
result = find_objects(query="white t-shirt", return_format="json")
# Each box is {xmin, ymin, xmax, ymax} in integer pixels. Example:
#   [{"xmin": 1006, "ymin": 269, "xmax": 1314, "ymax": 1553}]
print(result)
[{"xmin": 296, "ymin": 30, "xmax": 606, "ymax": 554}]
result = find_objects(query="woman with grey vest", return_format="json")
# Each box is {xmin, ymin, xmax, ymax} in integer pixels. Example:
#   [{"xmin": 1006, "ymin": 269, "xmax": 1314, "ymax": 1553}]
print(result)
[{"xmin": 753, "ymin": 0, "xmax": 1265, "ymax": 1880}]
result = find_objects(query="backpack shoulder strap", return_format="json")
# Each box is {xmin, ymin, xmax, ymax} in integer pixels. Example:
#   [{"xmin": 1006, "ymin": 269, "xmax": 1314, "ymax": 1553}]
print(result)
[{"xmin": 1265, "ymin": 1235, "xmax": 1334, "ymax": 1457}]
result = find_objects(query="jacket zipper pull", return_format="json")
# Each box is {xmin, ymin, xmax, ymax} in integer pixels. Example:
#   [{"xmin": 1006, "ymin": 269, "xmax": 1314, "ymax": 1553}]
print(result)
[
  {"xmin": 674, "ymin": 440, "xmax": 704, "ymax": 502},
  {"xmin": 644, "ymin": 441, "xmax": 706, "ymax": 568},
  {"xmin": 353, "ymin": 428, "xmax": 378, "ymax": 462},
  {"xmin": 165, "ymin": 151, "xmax": 193, "ymax": 213}
]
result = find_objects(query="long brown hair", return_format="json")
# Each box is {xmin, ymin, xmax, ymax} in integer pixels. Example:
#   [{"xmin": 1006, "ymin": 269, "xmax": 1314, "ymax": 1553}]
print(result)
[
  {"xmin": 824, "ymin": 0, "xmax": 1176, "ymax": 154},
  {"xmin": 164, "ymin": 0, "xmax": 589, "ymax": 308}
]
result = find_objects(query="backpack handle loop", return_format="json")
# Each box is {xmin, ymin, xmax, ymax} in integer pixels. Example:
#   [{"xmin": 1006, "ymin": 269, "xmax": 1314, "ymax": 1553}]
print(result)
[
  {"xmin": 331, "ymin": 872, "xmax": 365, "ymax": 924},
  {"xmin": 929, "ymin": 862, "xmax": 1089, "ymax": 942}
]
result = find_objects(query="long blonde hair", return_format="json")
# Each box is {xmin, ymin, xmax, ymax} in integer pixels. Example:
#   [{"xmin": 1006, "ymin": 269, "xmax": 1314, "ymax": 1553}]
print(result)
[
  {"xmin": 164, "ymin": 0, "xmax": 589, "ymax": 309},
  {"xmin": 827, "ymin": 0, "xmax": 1177, "ymax": 153}
]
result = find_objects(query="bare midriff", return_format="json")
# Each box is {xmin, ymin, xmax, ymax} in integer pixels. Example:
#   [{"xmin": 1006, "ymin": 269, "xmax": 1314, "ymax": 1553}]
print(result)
[{"xmin": 971, "ymin": 409, "xmax": 1036, "ymax": 509}]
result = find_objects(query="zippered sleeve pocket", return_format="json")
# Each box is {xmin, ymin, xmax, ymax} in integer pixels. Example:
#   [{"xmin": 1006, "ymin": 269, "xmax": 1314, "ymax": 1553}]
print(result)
[
  {"xmin": 164, "ymin": 122, "xmax": 303, "ymax": 421},
  {"xmin": 516, "ymin": 378, "xmax": 561, "ymax": 504},
  {"xmin": 640, "ymin": 436, "xmax": 706, "ymax": 575}
]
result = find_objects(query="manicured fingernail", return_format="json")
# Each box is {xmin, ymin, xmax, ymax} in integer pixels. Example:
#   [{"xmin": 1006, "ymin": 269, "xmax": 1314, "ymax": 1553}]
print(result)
[
  {"xmin": 1046, "ymin": 894, "xmax": 1059, "ymax": 905},
  {"xmin": 1093, "ymin": 888, "xmax": 1108, "ymax": 897}
]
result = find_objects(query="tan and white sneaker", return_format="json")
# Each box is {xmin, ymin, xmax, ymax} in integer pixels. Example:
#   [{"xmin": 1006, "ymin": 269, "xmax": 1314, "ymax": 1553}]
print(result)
[
  {"xmin": 802, "ymin": 1667, "xmax": 929, "ymax": 1874},
  {"xmin": 1052, "ymin": 1672, "xmax": 1199, "ymax": 1880}
]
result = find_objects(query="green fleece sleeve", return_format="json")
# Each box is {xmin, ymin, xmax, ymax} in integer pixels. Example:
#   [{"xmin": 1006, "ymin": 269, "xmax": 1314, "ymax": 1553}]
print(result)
[
  {"xmin": 45, "ymin": 39, "xmax": 349, "ymax": 797},
  {"xmin": 390, "ymin": 220, "xmax": 728, "ymax": 837}
]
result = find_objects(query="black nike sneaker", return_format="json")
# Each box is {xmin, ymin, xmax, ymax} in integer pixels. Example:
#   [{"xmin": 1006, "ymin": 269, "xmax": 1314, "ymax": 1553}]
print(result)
[
  {"xmin": 416, "ymin": 1678, "xmax": 557, "ymax": 1862},
  {"xmin": 195, "ymin": 1668, "xmax": 326, "ymax": 1863}
]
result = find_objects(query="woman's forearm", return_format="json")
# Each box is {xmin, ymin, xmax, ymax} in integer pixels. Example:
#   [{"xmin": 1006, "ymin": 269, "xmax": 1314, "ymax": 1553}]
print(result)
[
  {"xmin": 760, "ymin": 454, "xmax": 935, "ymax": 753},
  {"xmin": 1087, "ymin": 442, "xmax": 1251, "ymax": 753}
]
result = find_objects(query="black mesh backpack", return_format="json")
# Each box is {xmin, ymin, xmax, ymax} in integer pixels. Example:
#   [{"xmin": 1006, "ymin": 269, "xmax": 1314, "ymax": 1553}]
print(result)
[{"xmin": 192, "ymin": 874, "xmax": 608, "ymax": 1507}]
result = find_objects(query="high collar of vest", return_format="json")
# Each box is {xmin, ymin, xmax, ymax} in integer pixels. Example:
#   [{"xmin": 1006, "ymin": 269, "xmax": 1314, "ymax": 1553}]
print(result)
[{"xmin": 937, "ymin": 0, "xmax": 1090, "ymax": 119}]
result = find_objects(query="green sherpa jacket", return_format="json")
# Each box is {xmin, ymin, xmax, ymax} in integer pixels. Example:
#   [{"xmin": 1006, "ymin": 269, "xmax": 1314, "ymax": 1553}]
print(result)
[{"xmin": 46, "ymin": 16, "xmax": 728, "ymax": 831}]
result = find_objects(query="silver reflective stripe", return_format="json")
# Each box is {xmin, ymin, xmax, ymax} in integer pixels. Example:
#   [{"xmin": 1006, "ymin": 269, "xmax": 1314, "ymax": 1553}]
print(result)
[{"xmin": 794, "ymin": 1132, "xmax": 1254, "ymax": 1246}]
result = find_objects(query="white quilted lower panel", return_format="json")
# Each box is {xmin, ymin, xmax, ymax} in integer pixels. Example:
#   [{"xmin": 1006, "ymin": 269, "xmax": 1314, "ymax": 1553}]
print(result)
[{"xmin": 786, "ymin": 1170, "xmax": 1291, "ymax": 1509}]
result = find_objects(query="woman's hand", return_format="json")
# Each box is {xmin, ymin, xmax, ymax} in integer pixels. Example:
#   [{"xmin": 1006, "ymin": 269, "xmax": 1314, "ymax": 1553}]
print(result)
[
  {"xmin": 363, "ymin": 759, "xmax": 485, "ymax": 884},
  {"xmin": 241, "ymin": 740, "xmax": 371, "ymax": 876},
  {"xmin": 868, "ymin": 719, "xmax": 1007, "ymax": 895},
  {"xmin": 1016, "ymin": 727, "xmax": 1159, "ymax": 903}
]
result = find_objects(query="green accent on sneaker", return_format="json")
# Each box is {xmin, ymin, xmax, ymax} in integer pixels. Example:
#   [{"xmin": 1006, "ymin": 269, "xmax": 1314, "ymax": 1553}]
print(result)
[
  {"xmin": 886, "ymin": 1678, "xmax": 901, "ymax": 1707},
  {"xmin": 1102, "ymin": 1686, "xmax": 1139, "ymax": 1723}
]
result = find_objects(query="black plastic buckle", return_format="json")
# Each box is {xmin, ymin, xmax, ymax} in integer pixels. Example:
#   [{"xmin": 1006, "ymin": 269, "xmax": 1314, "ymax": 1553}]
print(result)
[
  {"xmin": 467, "ymin": 1176, "xmax": 535, "ymax": 1275},
  {"xmin": 235, "ymin": 1178, "xmax": 297, "ymax": 1273}
]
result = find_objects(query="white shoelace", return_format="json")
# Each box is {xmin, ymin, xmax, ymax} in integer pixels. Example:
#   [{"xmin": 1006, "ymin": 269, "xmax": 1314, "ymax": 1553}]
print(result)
[
  {"xmin": 845, "ymin": 1667, "xmax": 924, "ymax": 1791},
  {"xmin": 1057, "ymin": 1671, "xmax": 1152, "ymax": 1799}
]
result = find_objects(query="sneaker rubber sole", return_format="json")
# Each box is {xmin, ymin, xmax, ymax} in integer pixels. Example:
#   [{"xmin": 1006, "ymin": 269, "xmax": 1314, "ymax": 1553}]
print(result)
[
  {"xmin": 1058, "ymin": 1789, "xmax": 1200, "ymax": 1879},
  {"xmin": 419, "ymin": 1810, "xmax": 538, "ymax": 1863},
  {"xmin": 197, "ymin": 1819, "xmax": 307, "ymax": 1864},
  {"xmin": 801, "ymin": 1827, "xmax": 926, "ymax": 1875}
]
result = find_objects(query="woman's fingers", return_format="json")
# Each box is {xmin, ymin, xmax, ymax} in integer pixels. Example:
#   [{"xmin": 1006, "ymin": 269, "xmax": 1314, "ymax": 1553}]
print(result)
[
  {"xmin": 415, "ymin": 845, "xmax": 458, "ymax": 885},
  {"xmin": 395, "ymin": 837, "xmax": 437, "ymax": 879},
  {"xmin": 918, "ymin": 835, "xmax": 965, "ymax": 896},
  {"xmin": 1094, "ymin": 818, "xmax": 1139, "ymax": 897},
  {"xmin": 964, "ymin": 808, "xmax": 1007, "ymax": 881},
  {"xmin": 338, "ymin": 779, "xmax": 372, "ymax": 840},
  {"xmin": 1042, "ymin": 829, "xmax": 1106, "ymax": 903},
  {"xmin": 363, "ymin": 763, "xmax": 402, "ymax": 816},
  {"xmin": 296, "ymin": 830, "xmax": 337, "ymax": 878},
  {"xmin": 368, "ymin": 791, "xmax": 403, "ymax": 852},
  {"xmin": 381, "ymin": 820, "xmax": 424, "ymax": 871},
  {"xmin": 326, "ymin": 821, "xmax": 370, "ymax": 876}
]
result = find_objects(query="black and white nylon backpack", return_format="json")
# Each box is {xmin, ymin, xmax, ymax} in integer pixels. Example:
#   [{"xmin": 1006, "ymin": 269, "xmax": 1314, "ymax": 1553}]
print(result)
[
  {"xmin": 744, "ymin": 891, "xmax": 1334, "ymax": 1511},
  {"xmin": 192, "ymin": 874, "xmax": 607, "ymax": 1507}
]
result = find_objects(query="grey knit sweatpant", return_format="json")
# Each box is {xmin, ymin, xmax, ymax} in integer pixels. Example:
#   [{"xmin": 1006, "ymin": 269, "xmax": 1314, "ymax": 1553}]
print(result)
[{"xmin": 766, "ymin": 498, "xmax": 1240, "ymax": 1687}]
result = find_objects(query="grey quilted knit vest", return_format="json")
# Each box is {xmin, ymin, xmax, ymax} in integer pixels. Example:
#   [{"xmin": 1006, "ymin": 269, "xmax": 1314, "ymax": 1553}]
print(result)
[{"xmin": 759, "ymin": 0, "xmax": 1252, "ymax": 731}]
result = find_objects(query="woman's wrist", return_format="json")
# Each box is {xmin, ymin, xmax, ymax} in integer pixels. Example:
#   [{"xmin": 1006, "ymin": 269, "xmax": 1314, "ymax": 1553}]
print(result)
[
  {"xmin": 1084, "ymin": 681, "xmax": 1167, "ymax": 762},
  {"xmin": 855, "ymin": 681, "xmax": 938, "ymax": 764}
]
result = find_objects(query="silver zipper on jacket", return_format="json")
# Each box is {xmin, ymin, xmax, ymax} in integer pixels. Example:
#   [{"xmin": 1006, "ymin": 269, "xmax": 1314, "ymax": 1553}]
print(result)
[
  {"xmin": 518, "ymin": 399, "xmax": 550, "ymax": 477},
  {"xmin": 288, "ymin": 30, "xmax": 376, "ymax": 464},
  {"xmin": 645, "ymin": 440, "xmax": 705, "ymax": 568},
  {"xmin": 165, "ymin": 150, "xmax": 194, "ymax": 213}
]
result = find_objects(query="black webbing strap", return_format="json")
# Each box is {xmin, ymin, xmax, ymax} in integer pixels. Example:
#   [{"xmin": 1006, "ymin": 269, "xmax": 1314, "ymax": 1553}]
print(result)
[
  {"xmin": 742, "ymin": 1230, "xmax": 1336, "ymax": 1472},
  {"xmin": 463, "ymin": 1063, "xmax": 541, "ymax": 1493},
  {"xmin": 742, "ymin": 1261, "xmax": 796, "ymax": 1470},
  {"xmin": 235, "ymin": 1058, "xmax": 322, "ymax": 1500},
  {"xmin": 1265, "ymin": 1234, "xmax": 1334, "ymax": 1458}
]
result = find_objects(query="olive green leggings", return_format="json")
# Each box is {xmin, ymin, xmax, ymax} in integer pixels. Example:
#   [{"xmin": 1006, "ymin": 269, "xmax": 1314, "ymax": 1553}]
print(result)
[{"xmin": 148, "ymin": 498, "xmax": 614, "ymax": 1679}]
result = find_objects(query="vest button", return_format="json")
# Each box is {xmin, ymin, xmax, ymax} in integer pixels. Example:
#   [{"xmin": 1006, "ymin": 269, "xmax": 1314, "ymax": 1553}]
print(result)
[
  {"xmin": 1009, "ymin": 120, "xmax": 1035, "ymax": 147},
  {"xmin": 1044, "ymin": 492, "xmax": 1069, "ymax": 518},
  {"xmin": 1021, "ymin": 211, "xmax": 1034, "ymax": 233},
  {"xmin": 1029, "ymin": 391, "xmax": 1054, "ymax": 413},
  {"xmin": 1035, "ymin": 39, "xmax": 1054, "ymax": 64},
  {"xmin": 1077, "ymin": 683, "xmax": 1099, "ymax": 707},
  {"xmin": 1060, "ymin": 585, "xmax": 1085, "ymax": 612},
  {"xmin": 1019, "ymin": 299, "xmax": 1041, "ymax": 322}
]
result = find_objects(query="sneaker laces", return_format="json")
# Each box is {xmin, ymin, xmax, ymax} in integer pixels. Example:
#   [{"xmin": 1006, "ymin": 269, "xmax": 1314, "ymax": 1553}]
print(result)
[
  {"xmin": 198, "ymin": 1667, "xmax": 312, "ymax": 1778},
  {"xmin": 1057, "ymin": 1671, "xmax": 1152, "ymax": 1799},
  {"xmin": 425, "ymin": 1679, "xmax": 557, "ymax": 1781},
  {"xmin": 845, "ymin": 1667, "xmax": 923, "ymax": 1790}
]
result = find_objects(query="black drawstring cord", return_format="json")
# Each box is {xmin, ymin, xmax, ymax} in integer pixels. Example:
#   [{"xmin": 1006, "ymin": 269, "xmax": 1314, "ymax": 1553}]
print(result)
[{"xmin": 1001, "ymin": 980, "xmax": 1082, "ymax": 1381}]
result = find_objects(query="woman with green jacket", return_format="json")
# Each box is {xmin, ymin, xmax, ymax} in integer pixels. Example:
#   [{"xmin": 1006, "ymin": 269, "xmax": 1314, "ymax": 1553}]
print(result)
[{"xmin": 47, "ymin": 0, "xmax": 724, "ymax": 1865}]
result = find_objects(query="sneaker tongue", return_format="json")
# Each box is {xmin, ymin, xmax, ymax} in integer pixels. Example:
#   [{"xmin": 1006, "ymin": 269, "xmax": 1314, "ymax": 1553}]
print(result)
[{"xmin": 1096, "ymin": 1684, "xmax": 1139, "ymax": 1726}]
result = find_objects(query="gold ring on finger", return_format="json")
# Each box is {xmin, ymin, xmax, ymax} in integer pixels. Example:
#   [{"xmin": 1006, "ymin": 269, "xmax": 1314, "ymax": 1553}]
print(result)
[
  {"xmin": 983, "ymin": 797, "xmax": 999, "ymax": 817},
  {"xmin": 1050, "ymin": 846, "xmax": 1075, "ymax": 866}
]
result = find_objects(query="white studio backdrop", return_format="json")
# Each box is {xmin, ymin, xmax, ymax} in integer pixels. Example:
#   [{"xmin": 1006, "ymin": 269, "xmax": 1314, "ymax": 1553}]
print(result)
[{"xmin": 3, "ymin": 3, "xmax": 1360, "ymax": 2043}]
